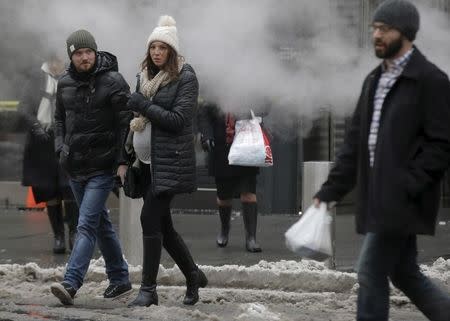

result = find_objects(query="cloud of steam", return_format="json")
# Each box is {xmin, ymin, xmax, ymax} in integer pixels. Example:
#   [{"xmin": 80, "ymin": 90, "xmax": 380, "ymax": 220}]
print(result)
[
  {"xmin": 182, "ymin": 0, "xmax": 371, "ymax": 117},
  {"xmin": 0, "ymin": 0, "xmax": 449, "ymax": 121},
  {"xmin": 414, "ymin": 1, "xmax": 450, "ymax": 74}
]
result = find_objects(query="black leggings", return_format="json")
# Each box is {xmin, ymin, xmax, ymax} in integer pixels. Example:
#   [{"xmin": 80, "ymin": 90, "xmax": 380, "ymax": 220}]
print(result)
[
  {"xmin": 139, "ymin": 163, "xmax": 175, "ymax": 237},
  {"xmin": 140, "ymin": 177, "xmax": 197, "ymax": 279},
  {"xmin": 141, "ymin": 189, "xmax": 175, "ymax": 237}
]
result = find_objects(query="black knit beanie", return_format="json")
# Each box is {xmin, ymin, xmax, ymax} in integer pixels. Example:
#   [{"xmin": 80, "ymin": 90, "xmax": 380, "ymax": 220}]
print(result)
[
  {"xmin": 66, "ymin": 29, "xmax": 98, "ymax": 58},
  {"xmin": 372, "ymin": 0, "xmax": 420, "ymax": 41}
]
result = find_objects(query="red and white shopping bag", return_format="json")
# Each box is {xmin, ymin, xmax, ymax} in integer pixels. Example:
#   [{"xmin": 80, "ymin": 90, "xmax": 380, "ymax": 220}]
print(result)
[{"xmin": 228, "ymin": 110, "xmax": 273, "ymax": 167}]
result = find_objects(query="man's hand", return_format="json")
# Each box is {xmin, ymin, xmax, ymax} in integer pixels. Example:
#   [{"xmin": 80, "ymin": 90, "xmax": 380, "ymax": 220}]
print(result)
[
  {"xmin": 201, "ymin": 135, "xmax": 215, "ymax": 152},
  {"xmin": 313, "ymin": 198, "xmax": 321, "ymax": 208},
  {"xmin": 116, "ymin": 164, "xmax": 128, "ymax": 185},
  {"xmin": 127, "ymin": 92, "xmax": 148, "ymax": 114},
  {"xmin": 313, "ymin": 198, "xmax": 336, "ymax": 210}
]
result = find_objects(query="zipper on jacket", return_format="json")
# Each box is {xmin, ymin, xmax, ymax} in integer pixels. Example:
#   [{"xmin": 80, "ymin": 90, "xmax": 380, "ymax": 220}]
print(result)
[{"xmin": 84, "ymin": 78, "xmax": 96, "ymax": 117}]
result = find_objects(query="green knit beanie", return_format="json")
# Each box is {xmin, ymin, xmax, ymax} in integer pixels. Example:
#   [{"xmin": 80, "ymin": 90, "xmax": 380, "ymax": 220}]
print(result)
[{"xmin": 66, "ymin": 29, "xmax": 98, "ymax": 58}]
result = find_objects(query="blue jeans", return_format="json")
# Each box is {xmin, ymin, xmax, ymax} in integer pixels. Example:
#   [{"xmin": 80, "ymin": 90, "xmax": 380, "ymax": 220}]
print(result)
[
  {"xmin": 64, "ymin": 174, "xmax": 129, "ymax": 290},
  {"xmin": 357, "ymin": 233, "xmax": 450, "ymax": 321}
]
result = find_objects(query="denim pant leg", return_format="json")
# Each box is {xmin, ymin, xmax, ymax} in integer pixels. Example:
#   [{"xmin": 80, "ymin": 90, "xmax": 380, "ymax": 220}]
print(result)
[
  {"xmin": 390, "ymin": 236, "xmax": 450, "ymax": 321},
  {"xmin": 96, "ymin": 207, "xmax": 129, "ymax": 285},
  {"xmin": 64, "ymin": 175, "xmax": 116, "ymax": 289},
  {"xmin": 356, "ymin": 233, "xmax": 399, "ymax": 321}
]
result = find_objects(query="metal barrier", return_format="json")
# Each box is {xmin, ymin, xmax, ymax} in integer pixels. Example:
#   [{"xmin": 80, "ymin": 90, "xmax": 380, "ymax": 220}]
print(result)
[
  {"xmin": 302, "ymin": 161, "xmax": 336, "ymax": 269},
  {"xmin": 119, "ymin": 190, "xmax": 143, "ymax": 265}
]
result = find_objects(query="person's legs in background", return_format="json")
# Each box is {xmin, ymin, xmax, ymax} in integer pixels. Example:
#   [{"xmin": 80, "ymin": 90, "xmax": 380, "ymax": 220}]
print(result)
[
  {"xmin": 216, "ymin": 197, "xmax": 232, "ymax": 247},
  {"xmin": 240, "ymin": 192, "xmax": 261, "ymax": 253},
  {"xmin": 46, "ymin": 198, "xmax": 66, "ymax": 254},
  {"xmin": 33, "ymin": 186, "xmax": 66, "ymax": 254},
  {"xmin": 63, "ymin": 199, "xmax": 78, "ymax": 251},
  {"xmin": 215, "ymin": 177, "xmax": 233, "ymax": 248}
]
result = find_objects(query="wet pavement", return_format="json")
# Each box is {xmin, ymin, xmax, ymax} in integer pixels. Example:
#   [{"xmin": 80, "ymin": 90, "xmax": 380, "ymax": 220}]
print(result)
[{"xmin": 1, "ymin": 207, "xmax": 450, "ymax": 270}]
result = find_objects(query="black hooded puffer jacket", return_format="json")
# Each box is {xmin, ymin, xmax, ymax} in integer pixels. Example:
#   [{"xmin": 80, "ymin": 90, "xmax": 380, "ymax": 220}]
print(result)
[{"xmin": 54, "ymin": 51, "xmax": 132, "ymax": 180}]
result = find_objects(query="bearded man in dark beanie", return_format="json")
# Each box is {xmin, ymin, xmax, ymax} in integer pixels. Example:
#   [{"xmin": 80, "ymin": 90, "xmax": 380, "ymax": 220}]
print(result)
[
  {"xmin": 49, "ymin": 29, "xmax": 133, "ymax": 305},
  {"xmin": 313, "ymin": 1, "xmax": 450, "ymax": 320}
]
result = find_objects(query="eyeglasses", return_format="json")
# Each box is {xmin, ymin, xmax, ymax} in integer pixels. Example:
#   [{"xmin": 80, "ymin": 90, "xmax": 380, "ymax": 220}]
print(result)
[{"xmin": 369, "ymin": 24, "xmax": 394, "ymax": 34}]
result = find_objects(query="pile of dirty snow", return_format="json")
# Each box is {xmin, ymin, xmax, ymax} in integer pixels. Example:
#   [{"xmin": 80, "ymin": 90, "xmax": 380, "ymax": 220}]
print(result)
[{"xmin": 1, "ymin": 257, "xmax": 449, "ymax": 294}]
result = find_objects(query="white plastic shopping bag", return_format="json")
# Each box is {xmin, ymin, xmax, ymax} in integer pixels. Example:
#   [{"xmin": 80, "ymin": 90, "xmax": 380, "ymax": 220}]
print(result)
[
  {"xmin": 228, "ymin": 110, "xmax": 273, "ymax": 167},
  {"xmin": 284, "ymin": 203, "xmax": 332, "ymax": 261}
]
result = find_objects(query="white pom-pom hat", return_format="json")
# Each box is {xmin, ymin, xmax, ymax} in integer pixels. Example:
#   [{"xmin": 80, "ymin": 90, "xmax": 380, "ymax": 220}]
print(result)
[{"xmin": 146, "ymin": 15, "xmax": 179, "ymax": 54}]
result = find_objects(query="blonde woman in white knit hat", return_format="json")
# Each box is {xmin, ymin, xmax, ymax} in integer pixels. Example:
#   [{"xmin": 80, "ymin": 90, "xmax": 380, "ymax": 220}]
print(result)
[{"xmin": 125, "ymin": 15, "xmax": 207, "ymax": 308}]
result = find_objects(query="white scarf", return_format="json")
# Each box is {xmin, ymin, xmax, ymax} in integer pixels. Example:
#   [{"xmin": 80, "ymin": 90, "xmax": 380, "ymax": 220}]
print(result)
[{"xmin": 37, "ymin": 62, "xmax": 58, "ymax": 130}]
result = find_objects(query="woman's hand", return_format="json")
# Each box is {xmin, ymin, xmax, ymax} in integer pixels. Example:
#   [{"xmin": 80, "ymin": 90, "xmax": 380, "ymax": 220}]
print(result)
[
  {"xmin": 200, "ymin": 134, "xmax": 215, "ymax": 152},
  {"xmin": 127, "ymin": 92, "xmax": 148, "ymax": 114}
]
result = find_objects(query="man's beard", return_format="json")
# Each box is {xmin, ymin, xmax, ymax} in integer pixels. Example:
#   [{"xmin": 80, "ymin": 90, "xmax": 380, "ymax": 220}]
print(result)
[
  {"xmin": 79, "ymin": 62, "xmax": 93, "ymax": 72},
  {"xmin": 374, "ymin": 36, "xmax": 403, "ymax": 59},
  {"xmin": 76, "ymin": 61, "xmax": 95, "ymax": 74}
]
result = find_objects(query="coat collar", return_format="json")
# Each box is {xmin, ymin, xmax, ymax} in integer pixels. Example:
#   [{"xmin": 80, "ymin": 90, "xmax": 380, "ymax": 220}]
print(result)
[
  {"xmin": 367, "ymin": 46, "xmax": 425, "ymax": 81},
  {"xmin": 400, "ymin": 46, "xmax": 425, "ymax": 80}
]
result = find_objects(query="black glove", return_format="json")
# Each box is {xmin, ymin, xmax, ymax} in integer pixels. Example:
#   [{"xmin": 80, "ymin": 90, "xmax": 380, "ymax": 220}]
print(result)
[
  {"xmin": 201, "ymin": 135, "xmax": 215, "ymax": 152},
  {"xmin": 127, "ymin": 92, "xmax": 149, "ymax": 114},
  {"xmin": 31, "ymin": 123, "xmax": 50, "ymax": 141}
]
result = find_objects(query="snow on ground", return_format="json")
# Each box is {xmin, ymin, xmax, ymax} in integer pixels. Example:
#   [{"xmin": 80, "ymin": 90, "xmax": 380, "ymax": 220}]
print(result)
[{"xmin": 1, "ymin": 258, "xmax": 447, "ymax": 320}]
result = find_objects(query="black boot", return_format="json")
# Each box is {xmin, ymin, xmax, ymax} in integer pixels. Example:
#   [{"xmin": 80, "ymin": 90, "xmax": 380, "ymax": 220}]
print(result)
[
  {"xmin": 128, "ymin": 284, "xmax": 158, "ymax": 307},
  {"xmin": 216, "ymin": 206, "xmax": 231, "ymax": 247},
  {"xmin": 183, "ymin": 269, "xmax": 208, "ymax": 305},
  {"xmin": 47, "ymin": 204, "xmax": 66, "ymax": 254},
  {"xmin": 242, "ymin": 202, "xmax": 262, "ymax": 253},
  {"xmin": 64, "ymin": 200, "xmax": 79, "ymax": 250},
  {"xmin": 128, "ymin": 235, "xmax": 161, "ymax": 307},
  {"xmin": 163, "ymin": 231, "xmax": 208, "ymax": 305}
]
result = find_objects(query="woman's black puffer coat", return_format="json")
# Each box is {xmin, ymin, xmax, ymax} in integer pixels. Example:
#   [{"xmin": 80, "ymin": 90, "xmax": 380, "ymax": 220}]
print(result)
[{"xmin": 138, "ymin": 64, "xmax": 198, "ymax": 195}]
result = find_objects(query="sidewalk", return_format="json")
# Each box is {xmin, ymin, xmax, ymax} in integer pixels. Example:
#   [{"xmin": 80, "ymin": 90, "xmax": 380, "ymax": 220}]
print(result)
[{"xmin": 1, "ymin": 208, "xmax": 450, "ymax": 270}]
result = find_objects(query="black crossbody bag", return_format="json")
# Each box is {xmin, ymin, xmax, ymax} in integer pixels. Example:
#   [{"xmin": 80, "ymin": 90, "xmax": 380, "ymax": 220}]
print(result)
[{"xmin": 123, "ymin": 73, "xmax": 145, "ymax": 199}]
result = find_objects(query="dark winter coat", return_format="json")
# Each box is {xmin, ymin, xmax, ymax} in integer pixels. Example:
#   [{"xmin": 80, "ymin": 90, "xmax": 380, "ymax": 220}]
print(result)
[
  {"xmin": 54, "ymin": 51, "xmax": 132, "ymax": 180},
  {"xmin": 197, "ymin": 102, "xmax": 259, "ymax": 178},
  {"xmin": 315, "ymin": 48, "xmax": 450, "ymax": 235},
  {"xmin": 18, "ymin": 67, "xmax": 69, "ymax": 189},
  {"xmin": 136, "ymin": 64, "xmax": 198, "ymax": 195}
]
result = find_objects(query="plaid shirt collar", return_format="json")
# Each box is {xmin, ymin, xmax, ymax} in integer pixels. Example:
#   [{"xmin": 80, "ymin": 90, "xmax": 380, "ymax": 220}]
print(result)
[{"xmin": 381, "ymin": 48, "xmax": 414, "ymax": 73}]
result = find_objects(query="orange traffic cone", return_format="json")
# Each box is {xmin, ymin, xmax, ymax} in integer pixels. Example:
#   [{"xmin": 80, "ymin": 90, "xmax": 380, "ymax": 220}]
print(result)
[{"xmin": 26, "ymin": 187, "xmax": 46, "ymax": 209}]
